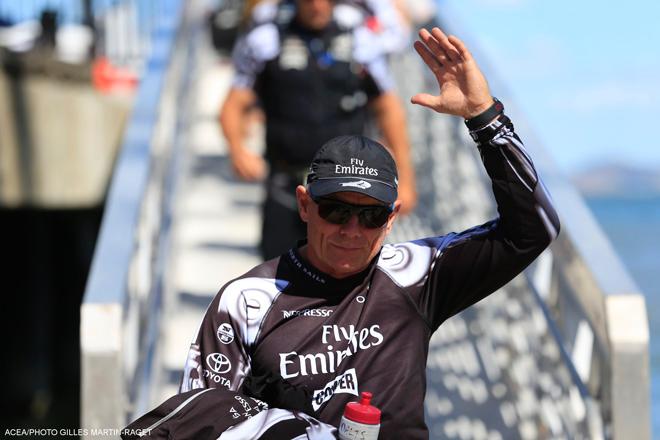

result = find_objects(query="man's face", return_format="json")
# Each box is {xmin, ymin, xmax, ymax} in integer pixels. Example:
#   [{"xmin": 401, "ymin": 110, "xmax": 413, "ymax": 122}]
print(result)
[
  {"xmin": 296, "ymin": 0, "xmax": 334, "ymax": 31},
  {"xmin": 296, "ymin": 186, "xmax": 400, "ymax": 279}
]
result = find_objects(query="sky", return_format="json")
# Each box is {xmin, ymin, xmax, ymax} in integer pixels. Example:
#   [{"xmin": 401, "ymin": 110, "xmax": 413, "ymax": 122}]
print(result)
[
  {"xmin": 440, "ymin": 0, "xmax": 660, "ymax": 173},
  {"xmin": 3, "ymin": 0, "xmax": 659, "ymax": 174}
]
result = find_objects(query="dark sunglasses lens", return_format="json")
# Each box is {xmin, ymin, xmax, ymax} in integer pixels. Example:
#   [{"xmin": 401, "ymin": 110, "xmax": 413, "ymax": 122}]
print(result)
[
  {"xmin": 318, "ymin": 201, "xmax": 351, "ymax": 225},
  {"xmin": 359, "ymin": 207, "xmax": 391, "ymax": 228},
  {"xmin": 316, "ymin": 199, "xmax": 391, "ymax": 228}
]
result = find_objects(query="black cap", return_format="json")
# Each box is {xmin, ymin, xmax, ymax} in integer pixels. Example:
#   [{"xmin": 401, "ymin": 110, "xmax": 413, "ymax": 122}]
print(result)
[{"xmin": 306, "ymin": 135, "xmax": 398, "ymax": 203}]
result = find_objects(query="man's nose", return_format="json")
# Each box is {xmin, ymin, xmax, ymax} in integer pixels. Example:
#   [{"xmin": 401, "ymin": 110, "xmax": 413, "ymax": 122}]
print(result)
[{"xmin": 339, "ymin": 214, "xmax": 363, "ymax": 237}]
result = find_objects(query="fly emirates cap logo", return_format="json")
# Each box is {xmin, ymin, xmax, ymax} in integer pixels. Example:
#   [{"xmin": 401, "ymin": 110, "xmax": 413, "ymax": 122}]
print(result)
[
  {"xmin": 340, "ymin": 180, "xmax": 371, "ymax": 189},
  {"xmin": 335, "ymin": 158, "xmax": 378, "ymax": 177},
  {"xmin": 279, "ymin": 324, "xmax": 384, "ymax": 379}
]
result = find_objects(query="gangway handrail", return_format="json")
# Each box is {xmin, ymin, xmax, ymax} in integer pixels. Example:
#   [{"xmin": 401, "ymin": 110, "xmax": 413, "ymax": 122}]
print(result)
[
  {"xmin": 439, "ymin": 12, "xmax": 650, "ymax": 438},
  {"xmin": 80, "ymin": 0, "xmax": 185, "ymax": 433},
  {"xmin": 78, "ymin": 3, "xmax": 650, "ymax": 437}
]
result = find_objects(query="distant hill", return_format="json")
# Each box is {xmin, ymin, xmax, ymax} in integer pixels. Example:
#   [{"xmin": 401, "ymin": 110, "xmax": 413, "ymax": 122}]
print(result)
[{"xmin": 571, "ymin": 163, "xmax": 660, "ymax": 198}]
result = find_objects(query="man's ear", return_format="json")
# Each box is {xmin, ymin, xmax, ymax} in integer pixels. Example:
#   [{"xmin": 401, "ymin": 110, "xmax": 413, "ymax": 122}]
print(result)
[
  {"xmin": 296, "ymin": 185, "xmax": 310, "ymax": 223},
  {"xmin": 384, "ymin": 199, "xmax": 401, "ymax": 234}
]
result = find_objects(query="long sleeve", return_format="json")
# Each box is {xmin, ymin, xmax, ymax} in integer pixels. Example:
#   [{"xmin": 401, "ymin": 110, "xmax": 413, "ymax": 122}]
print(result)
[
  {"xmin": 180, "ymin": 284, "xmax": 251, "ymax": 393},
  {"xmin": 124, "ymin": 277, "xmax": 337, "ymax": 439},
  {"xmin": 121, "ymin": 388, "xmax": 337, "ymax": 439},
  {"xmin": 180, "ymin": 276, "xmax": 293, "ymax": 393},
  {"xmin": 420, "ymin": 113, "xmax": 560, "ymax": 331}
]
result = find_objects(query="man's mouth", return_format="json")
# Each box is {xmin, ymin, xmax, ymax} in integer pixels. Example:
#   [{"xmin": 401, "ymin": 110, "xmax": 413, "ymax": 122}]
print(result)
[{"xmin": 329, "ymin": 242, "xmax": 363, "ymax": 251}]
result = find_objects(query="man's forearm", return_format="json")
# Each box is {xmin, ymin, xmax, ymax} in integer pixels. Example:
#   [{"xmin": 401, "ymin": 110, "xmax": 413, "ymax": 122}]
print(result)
[
  {"xmin": 471, "ymin": 112, "xmax": 560, "ymax": 247},
  {"xmin": 220, "ymin": 88, "xmax": 250, "ymax": 156},
  {"xmin": 423, "ymin": 111, "xmax": 560, "ymax": 328},
  {"xmin": 220, "ymin": 87, "xmax": 266, "ymax": 180}
]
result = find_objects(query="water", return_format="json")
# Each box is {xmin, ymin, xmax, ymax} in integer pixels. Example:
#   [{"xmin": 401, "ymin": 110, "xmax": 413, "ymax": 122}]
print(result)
[{"xmin": 585, "ymin": 196, "xmax": 660, "ymax": 436}]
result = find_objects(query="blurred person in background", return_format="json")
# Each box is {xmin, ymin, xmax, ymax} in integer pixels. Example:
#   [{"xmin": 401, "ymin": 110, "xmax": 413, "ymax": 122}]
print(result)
[
  {"xmin": 220, "ymin": 0, "xmax": 417, "ymax": 260},
  {"xmin": 393, "ymin": 0, "xmax": 438, "ymax": 33}
]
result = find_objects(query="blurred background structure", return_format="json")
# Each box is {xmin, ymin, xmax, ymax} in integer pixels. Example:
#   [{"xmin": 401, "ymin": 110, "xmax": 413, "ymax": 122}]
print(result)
[{"xmin": 0, "ymin": 0, "xmax": 654, "ymax": 438}]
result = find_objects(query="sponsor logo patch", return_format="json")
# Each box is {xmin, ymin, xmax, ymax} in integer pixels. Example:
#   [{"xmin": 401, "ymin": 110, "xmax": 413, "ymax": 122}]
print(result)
[
  {"xmin": 312, "ymin": 368, "xmax": 359, "ymax": 410},
  {"xmin": 203, "ymin": 369, "xmax": 231, "ymax": 388},
  {"xmin": 279, "ymin": 325, "xmax": 384, "ymax": 379},
  {"xmin": 206, "ymin": 353, "xmax": 232, "ymax": 374},
  {"xmin": 282, "ymin": 308, "xmax": 333, "ymax": 319},
  {"xmin": 340, "ymin": 180, "xmax": 372, "ymax": 189},
  {"xmin": 216, "ymin": 323, "xmax": 235, "ymax": 345}
]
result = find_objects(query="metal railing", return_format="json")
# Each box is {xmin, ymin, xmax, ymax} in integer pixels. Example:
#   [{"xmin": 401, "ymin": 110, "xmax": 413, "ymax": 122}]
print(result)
[
  {"xmin": 80, "ymin": 0, "xmax": 187, "ymax": 433},
  {"xmin": 0, "ymin": 0, "xmax": 161, "ymax": 68},
  {"xmin": 78, "ymin": 3, "xmax": 650, "ymax": 438},
  {"xmin": 389, "ymin": 47, "xmax": 604, "ymax": 437},
  {"xmin": 437, "ymin": 15, "xmax": 651, "ymax": 438}
]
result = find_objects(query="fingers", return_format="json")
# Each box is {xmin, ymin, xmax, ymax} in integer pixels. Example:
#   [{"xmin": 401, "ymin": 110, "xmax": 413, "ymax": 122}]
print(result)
[
  {"xmin": 418, "ymin": 28, "xmax": 461, "ymax": 64},
  {"xmin": 413, "ymin": 40, "xmax": 443, "ymax": 75},
  {"xmin": 232, "ymin": 151, "xmax": 266, "ymax": 181},
  {"xmin": 234, "ymin": 164, "xmax": 261, "ymax": 181},
  {"xmin": 447, "ymin": 35, "xmax": 472, "ymax": 62},
  {"xmin": 429, "ymin": 28, "xmax": 461, "ymax": 62},
  {"xmin": 418, "ymin": 29, "xmax": 449, "ymax": 65},
  {"xmin": 410, "ymin": 93, "xmax": 440, "ymax": 110}
]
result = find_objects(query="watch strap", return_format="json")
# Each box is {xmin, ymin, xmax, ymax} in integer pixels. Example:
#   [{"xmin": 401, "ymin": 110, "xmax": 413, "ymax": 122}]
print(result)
[
  {"xmin": 468, "ymin": 112, "xmax": 512, "ymax": 144},
  {"xmin": 464, "ymin": 98, "xmax": 504, "ymax": 131}
]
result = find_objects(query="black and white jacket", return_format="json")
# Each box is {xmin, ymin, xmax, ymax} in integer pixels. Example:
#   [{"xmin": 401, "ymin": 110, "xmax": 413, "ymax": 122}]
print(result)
[{"xmin": 124, "ymin": 113, "xmax": 560, "ymax": 440}]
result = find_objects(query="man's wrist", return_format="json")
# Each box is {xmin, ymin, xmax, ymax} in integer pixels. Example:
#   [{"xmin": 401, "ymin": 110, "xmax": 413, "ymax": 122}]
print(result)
[
  {"xmin": 468, "ymin": 112, "xmax": 512, "ymax": 144},
  {"xmin": 464, "ymin": 98, "xmax": 504, "ymax": 131}
]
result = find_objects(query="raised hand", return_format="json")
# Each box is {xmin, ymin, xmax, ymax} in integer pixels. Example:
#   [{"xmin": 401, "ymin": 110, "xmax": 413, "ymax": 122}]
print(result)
[{"xmin": 411, "ymin": 28, "xmax": 494, "ymax": 119}]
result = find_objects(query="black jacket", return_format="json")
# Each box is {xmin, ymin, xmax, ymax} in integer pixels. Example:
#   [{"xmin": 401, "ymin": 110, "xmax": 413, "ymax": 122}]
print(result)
[{"xmin": 124, "ymin": 113, "xmax": 560, "ymax": 439}]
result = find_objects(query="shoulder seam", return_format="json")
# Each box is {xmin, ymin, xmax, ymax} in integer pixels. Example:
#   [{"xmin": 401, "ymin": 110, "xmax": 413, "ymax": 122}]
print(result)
[
  {"xmin": 251, "ymin": 290, "xmax": 283, "ymax": 350},
  {"xmin": 375, "ymin": 265, "xmax": 434, "ymax": 332}
]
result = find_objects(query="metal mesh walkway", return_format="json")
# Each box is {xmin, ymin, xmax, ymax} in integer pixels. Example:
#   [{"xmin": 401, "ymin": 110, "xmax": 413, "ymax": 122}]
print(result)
[
  {"xmin": 151, "ymin": 35, "xmax": 264, "ymax": 401},
  {"xmin": 150, "ymin": 18, "xmax": 597, "ymax": 439},
  {"xmin": 388, "ymin": 50, "xmax": 597, "ymax": 439}
]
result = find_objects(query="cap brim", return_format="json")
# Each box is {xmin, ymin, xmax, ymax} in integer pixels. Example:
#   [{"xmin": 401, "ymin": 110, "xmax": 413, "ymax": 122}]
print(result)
[{"xmin": 308, "ymin": 177, "xmax": 397, "ymax": 204}]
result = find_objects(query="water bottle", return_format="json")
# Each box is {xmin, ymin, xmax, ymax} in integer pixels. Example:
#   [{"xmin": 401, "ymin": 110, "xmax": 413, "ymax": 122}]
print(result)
[{"xmin": 338, "ymin": 391, "xmax": 381, "ymax": 440}]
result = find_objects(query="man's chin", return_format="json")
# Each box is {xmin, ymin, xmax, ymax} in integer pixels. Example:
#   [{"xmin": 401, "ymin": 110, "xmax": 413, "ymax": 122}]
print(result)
[
  {"xmin": 323, "ymin": 245, "xmax": 370, "ymax": 275},
  {"xmin": 329, "ymin": 257, "xmax": 369, "ymax": 277}
]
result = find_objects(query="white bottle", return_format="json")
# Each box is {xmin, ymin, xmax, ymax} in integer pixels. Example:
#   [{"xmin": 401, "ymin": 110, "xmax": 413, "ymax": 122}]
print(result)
[{"xmin": 338, "ymin": 391, "xmax": 381, "ymax": 440}]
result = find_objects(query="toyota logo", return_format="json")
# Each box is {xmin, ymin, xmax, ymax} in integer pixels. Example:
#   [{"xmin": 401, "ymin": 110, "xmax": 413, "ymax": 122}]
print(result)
[{"xmin": 206, "ymin": 353, "xmax": 232, "ymax": 374}]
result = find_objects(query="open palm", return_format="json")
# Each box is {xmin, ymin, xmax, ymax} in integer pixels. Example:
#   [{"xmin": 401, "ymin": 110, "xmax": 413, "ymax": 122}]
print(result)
[{"xmin": 411, "ymin": 28, "xmax": 493, "ymax": 120}]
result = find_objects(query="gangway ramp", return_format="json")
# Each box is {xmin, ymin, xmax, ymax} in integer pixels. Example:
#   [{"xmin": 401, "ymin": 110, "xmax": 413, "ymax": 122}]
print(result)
[
  {"xmin": 152, "ymin": 38, "xmax": 263, "ymax": 403},
  {"xmin": 81, "ymin": 1, "xmax": 650, "ymax": 438},
  {"xmin": 145, "ymin": 25, "xmax": 599, "ymax": 439}
]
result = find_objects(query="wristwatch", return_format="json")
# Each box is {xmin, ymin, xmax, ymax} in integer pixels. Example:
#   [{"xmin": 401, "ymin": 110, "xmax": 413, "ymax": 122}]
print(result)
[{"xmin": 464, "ymin": 98, "xmax": 504, "ymax": 131}]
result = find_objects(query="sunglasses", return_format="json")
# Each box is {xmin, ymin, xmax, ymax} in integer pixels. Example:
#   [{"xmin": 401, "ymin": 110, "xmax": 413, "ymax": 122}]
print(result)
[{"xmin": 312, "ymin": 197, "xmax": 394, "ymax": 229}]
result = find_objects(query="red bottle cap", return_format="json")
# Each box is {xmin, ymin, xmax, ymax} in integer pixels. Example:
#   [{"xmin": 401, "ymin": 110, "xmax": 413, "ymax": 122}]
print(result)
[{"xmin": 343, "ymin": 392, "xmax": 381, "ymax": 425}]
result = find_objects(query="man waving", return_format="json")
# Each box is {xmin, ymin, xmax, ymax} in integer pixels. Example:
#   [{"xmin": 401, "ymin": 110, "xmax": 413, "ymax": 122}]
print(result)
[{"xmin": 123, "ymin": 27, "xmax": 559, "ymax": 440}]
